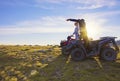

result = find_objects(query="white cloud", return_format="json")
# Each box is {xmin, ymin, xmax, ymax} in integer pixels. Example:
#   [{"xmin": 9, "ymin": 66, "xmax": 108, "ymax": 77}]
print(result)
[
  {"xmin": 0, "ymin": 16, "xmax": 73, "ymax": 35},
  {"xmin": 75, "ymin": 0, "xmax": 117, "ymax": 9},
  {"xmin": 1, "ymin": 0, "xmax": 119, "ymax": 9},
  {"xmin": 0, "ymin": 27, "xmax": 72, "ymax": 35},
  {"xmin": 77, "ymin": 5, "xmax": 102, "ymax": 9},
  {"xmin": 0, "ymin": 10, "xmax": 120, "ymax": 39},
  {"xmin": 35, "ymin": 0, "xmax": 118, "ymax": 9}
]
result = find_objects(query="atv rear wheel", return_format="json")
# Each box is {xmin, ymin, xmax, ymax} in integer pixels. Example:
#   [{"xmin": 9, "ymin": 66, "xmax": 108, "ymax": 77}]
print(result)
[
  {"xmin": 71, "ymin": 48, "xmax": 85, "ymax": 61},
  {"xmin": 100, "ymin": 48, "xmax": 117, "ymax": 61}
]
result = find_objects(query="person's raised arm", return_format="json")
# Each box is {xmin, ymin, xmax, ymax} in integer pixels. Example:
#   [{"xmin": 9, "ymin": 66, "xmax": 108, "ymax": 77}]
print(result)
[{"xmin": 66, "ymin": 19, "xmax": 80, "ymax": 22}]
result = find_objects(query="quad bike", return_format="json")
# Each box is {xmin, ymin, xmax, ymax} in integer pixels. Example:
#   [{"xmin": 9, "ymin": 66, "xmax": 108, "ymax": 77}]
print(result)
[{"xmin": 60, "ymin": 19, "xmax": 119, "ymax": 61}]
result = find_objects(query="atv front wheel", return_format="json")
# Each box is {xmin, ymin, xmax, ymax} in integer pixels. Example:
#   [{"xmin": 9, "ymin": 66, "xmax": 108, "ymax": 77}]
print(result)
[{"xmin": 71, "ymin": 48, "xmax": 85, "ymax": 61}]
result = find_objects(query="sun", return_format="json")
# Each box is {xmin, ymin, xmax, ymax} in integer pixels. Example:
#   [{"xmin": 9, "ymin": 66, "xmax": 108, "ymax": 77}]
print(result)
[{"xmin": 86, "ymin": 23, "xmax": 101, "ymax": 40}]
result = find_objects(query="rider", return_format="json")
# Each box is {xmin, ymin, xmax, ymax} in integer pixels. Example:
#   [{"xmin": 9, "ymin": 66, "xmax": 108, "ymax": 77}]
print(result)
[{"xmin": 71, "ymin": 22, "xmax": 80, "ymax": 40}]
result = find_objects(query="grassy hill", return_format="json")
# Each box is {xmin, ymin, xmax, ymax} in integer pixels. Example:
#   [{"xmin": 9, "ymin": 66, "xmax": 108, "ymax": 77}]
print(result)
[{"xmin": 0, "ymin": 45, "xmax": 120, "ymax": 81}]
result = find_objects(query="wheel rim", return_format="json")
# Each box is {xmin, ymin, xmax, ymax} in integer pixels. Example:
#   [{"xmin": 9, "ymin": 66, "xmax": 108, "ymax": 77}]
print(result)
[
  {"xmin": 75, "ymin": 51, "xmax": 82, "ymax": 57},
  {"xmin": 105, "ymin": 52, "xmax": 113, "ymax": 58}
]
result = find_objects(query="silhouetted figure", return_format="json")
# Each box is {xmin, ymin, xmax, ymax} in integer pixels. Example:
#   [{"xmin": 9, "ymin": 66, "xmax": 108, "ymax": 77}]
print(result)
[{"xmin": 67, "ymin": 19, "xmax": 89, "ymax": 49}]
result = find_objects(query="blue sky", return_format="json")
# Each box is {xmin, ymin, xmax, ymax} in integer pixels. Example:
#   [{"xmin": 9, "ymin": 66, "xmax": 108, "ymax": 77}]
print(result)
[{"xmin": 0, "ymin": 0, "xmax": 120, "ymax": 45}]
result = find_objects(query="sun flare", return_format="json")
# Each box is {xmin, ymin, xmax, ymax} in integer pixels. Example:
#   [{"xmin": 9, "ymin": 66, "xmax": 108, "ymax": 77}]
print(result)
[{"xmin": 86, "ymin": 22, "xmax": 102, "ymax": 40}]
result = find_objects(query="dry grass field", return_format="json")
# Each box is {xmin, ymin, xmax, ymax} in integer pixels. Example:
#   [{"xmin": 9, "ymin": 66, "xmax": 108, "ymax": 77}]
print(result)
[{"xmin": 0, "ymin": 45, "xmax": 120, "ymax": 81}]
